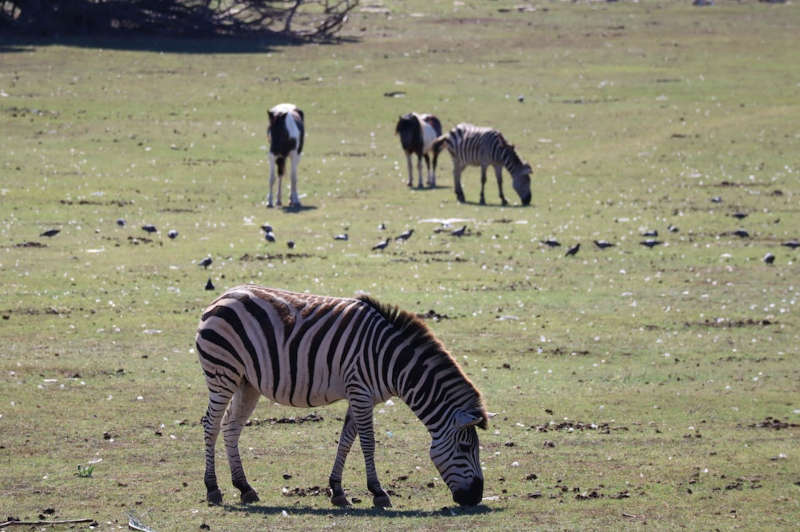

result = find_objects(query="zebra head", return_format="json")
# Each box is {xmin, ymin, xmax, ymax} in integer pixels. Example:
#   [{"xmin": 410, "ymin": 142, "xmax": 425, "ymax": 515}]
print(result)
[
  {"xmin": 429, "ymin": 407, "xmax": 486, "ymax": 506},
  {"xmin": 511, "ymin": 163, "xmax": 532, "ymax": 206}
]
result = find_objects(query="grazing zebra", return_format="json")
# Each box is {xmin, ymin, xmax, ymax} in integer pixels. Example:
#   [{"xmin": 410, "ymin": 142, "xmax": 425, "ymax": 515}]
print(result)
[
  {"xmin": 267, "ymin": 103, "xmax": 305, "ymax": 208},
  {"xmin": 433, "ymin": 123, "xmax": 532, "ymax": 206},
  {"xmin": 196, "ymin": 285, "xmax": 487, "ymax": 508},
  {"xmin": 395, "ymin": 113, "xmax": 444, "ymax": 188}
]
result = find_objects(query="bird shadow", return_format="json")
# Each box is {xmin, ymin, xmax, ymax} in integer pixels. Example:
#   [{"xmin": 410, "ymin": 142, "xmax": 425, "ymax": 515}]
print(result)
[{"xmin": 222, "ymin": 502, "xmax": 499, "ymax": 519}]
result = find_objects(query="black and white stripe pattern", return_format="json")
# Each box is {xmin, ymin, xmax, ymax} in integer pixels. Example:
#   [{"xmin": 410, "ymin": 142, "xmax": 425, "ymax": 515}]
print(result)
[
  {"xmin": 395, "ymin": 112, "xmax": 444, "ymax": 188},
  {"xmin": 196, "ymin": 285, "xmax": 487, "ymax": 507},
  {"xmin": 267, "ymin": 103, "xmax": 305, "ymax": 208},
  {"xmin": 435, "ymin": 123, "xmax": 532, "ymax": 206}
]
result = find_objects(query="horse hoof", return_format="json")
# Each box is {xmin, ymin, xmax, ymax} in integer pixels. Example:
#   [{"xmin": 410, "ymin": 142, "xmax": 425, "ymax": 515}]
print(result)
[
  {"xmin": 240, "ymin": 489, "xmax": 260, "ymax": 504},
  {"xmin": 331, "ymin": 494, "xmax": 350, "ymax": 507},
  {"xmin": 373, "ymin": 494, "xmax": 392, "ymax": 508},
  {"xmin": 207, "ymin": 488, "xmax": 223, "ymax": 505}
]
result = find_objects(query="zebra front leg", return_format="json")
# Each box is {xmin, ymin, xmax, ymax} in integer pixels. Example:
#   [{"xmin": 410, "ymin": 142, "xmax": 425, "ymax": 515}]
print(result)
[
  {"xmin": 430, "ymin": 150, "xmax": 440, "ymax": 187},
  {"xmin": 267, "ymin": 153, "xmax": 277, "ymax": 208},
  {"xmin": 494, "ymin": 165, "xmax": 508, "ymax": 206},
  {"xmin": 328, "ymin": 407, "xmax": 358, "ymax": 506},
  {"xmin": 222, "ymin": 380, "xmax": 262, "ymax": 504},
  {"xmin": 405, "ymin": 152, "xmax": 414, "ymax": 187},
  {"xmin": 350, "ymin": 398, "xmax": 391, "ymax": 508},
  {"xmin": 288, "ymin": 150, "xmax": 301, "ymax": 207},
  {"xmin": 423, "ymin": 154, "xmax": 432, "ymax": 187},
  {"xmin": 453, "ymin": 164, "xmax": 465, "ymax": 203},
  {"xmin": 479, "ymin": 165, "xmax": 488, "ymax": 205}
]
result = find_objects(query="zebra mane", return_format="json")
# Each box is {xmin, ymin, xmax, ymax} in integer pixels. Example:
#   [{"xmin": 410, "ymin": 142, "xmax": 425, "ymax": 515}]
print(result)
[{"xmin": 356, "ymin": 295, "xmax": 488, "ymax": 428}]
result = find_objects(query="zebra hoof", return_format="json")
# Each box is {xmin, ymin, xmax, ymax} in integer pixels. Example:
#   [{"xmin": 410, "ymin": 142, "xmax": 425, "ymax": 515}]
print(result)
[
  {"xmin": 331, "ymin": 494, "xmax": 350, "ymax": 507},
  {"xmin": 240, "ymin": 489, "xmax": 260, "ymax": 504},
  {"xmin": 373, "ymin": 494, "xmax": 392, "ymax": 508},
  {"xmin": 207, "ymin": 488, "xmax": 223, "ymax": 505}
]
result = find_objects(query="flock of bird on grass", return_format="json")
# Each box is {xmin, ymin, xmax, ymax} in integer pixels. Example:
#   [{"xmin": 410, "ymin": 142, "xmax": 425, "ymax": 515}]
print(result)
[{"xmin": 35, "ymin": 104, "xmax": 799, "ymax": 286}]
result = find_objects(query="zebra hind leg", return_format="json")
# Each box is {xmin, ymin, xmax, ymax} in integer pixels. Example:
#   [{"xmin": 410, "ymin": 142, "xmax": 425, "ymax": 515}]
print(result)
[
  {"xmin": 222, "ymin": 380, "xmax": 262, "ymax": 504},
  {"xmin": 202, "ymin": 378, "xmax": 237, "ymax": 505},
  {"xmin": 328, "ymin": 407, "xmax": 358, "ymax": 506}
]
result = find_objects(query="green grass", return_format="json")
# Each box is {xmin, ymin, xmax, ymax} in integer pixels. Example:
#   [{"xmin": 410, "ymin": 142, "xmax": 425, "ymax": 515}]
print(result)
[{"xmin": 1, "ymin": 0, "xmax": 799, "ymax": 529}]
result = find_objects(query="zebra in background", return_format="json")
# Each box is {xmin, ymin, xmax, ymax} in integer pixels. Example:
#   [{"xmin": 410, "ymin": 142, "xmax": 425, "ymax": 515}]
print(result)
[
  {"xmin": 433, "ymin": 123, "xmax": 532, "ymax": 206},
  {"xmin": 196, "ymin": 285, "xmax": 487, "ymax": 508},
  {"xmin": 267, "ymin": 103, "xmax": 305, "ymax": 208},
  {"xmin": 395, "ymin": 112, "xmax": 444, "ymax": 188}
]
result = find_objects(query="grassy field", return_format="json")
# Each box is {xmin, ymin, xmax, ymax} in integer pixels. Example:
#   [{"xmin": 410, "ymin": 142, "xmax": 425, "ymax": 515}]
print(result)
[{"xmin": 1, "ymin": 0, "xmax": 799, "ymax": 529}]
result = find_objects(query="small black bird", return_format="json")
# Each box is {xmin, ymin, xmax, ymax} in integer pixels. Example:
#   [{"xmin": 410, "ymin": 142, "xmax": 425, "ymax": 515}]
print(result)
[
  {"xmin": 261, "ymin": 223, "xmax": 273, "ymax": 233},
  {"xmin": 205, "ymin": 278, "xmax": 215, "ymax": 290},
  {"xmin": 640, "ymin": 239, "xmax": 663, "ymax": 248},
  {"xmin": 334, "ymin": 233, "xmax": 349, "ymax": 241},
  {"xmin": 264, "ymin": 232, "xmax": 276, "ymax": 243},
  {"xmin": 116, "ymin": 218, "xmax": 126, "ymax": 227},
  {"xmin": 372, "ymin": 238, "xmax": 390, "ymax": 251},
  {"xmin": 395, "ymin": 229, "xmax": 414, "ymax": 241},
  {"xmin": 450, "ymin": 225, "xmax": 467, "ymax": 237},
  {"xmin": 763, "ymin": 253, "xmax": 775, "ymax": 264},
  {"xmin": 378, "ymin": 223, "xmax": 386, "ymax": 231},
  {"xmin": 565, "ymin": 243, "xmax": 580, "ymax": 256},
  {"xmin": 541, "ymin": 239, "xmax": 560, "ymax": 247},
  {"xmin": 593, "ymin": 240, "xmax": 614, "ymax": 249},
  {"xmin": 198, "ymin": 257, "xmax": 212, "ymax": 269},
  {"xmin": 40, "ymin": 229, "xmax": 60, "ymax": 237},
  {"xmin": 287, "ymin": 240, "xmax": 295, "ymax": 249},
  {"xmin": 667, "ymin": 224, "xmax": 679, "ymax": 233},
  {"xmin": 710, "ymin": 196, "xmax": 722, "ymax": 203},
  {"xmin": 141, "ymin": 224, "xmax": 157, "ymax": 234},
  {"xmin": 167, "ymin": 229, "xmax": 178, "ymax": 239},
  {"xmin": 642, "ymin": 229, "xmax": 658, "ymax": 237},
  {"xmin": 781, "ymin": 240, "xmax": 799, "ymax": 249},
  {"xmin": 732, "ymin": 212, "xmax": 748, "ymax": 220},
  {"xmin": 733, "ymin": 230, "xmax": 750, "ymax": 238}
]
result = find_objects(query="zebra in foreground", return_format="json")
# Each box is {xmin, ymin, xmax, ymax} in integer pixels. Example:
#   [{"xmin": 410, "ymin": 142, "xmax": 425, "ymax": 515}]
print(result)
[
  {"xmin": 433, "ymin": 123, "xmax": 532, "ymax": 206},
  {"xmin": 267, "ymin": 103, "xmax": 305, "ymax": 208},
  {"xmin": 196, "ymin": 285, "xmax": 487, "ymax": 508},
  {"xmin": 395, "ymin": 112, "xmax": 444, "ymax": 188}
]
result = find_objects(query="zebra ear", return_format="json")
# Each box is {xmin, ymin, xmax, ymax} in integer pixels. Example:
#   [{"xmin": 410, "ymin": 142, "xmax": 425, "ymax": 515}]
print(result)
[{"xmin": 455, "ymin": 409, "xmax": 486, "ymax": 430}]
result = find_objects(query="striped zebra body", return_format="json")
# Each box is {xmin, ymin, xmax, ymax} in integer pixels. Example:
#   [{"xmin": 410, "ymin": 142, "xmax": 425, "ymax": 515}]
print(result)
[
  {"xmin": 196, "ymin": 285, "xmax": 487, "ymax": 507},
  {"xmin": 435, "ymin": 123, "xmax": 532, "ymax": 206}
]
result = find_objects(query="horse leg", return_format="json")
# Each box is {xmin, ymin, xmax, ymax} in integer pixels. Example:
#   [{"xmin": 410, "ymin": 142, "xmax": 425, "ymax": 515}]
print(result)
[
  {"xmin": 222, "ymin": 380, "xmax": 262, "ymax": 504},
  {"xmin": 479, "ymin": 165, "xmax": 488, "ymax": 205},
  {"xmin": 267, "ymin": 153, "xmax": 276, "ymax": 208},
  {"xmin": 494, "ymin": 164, "xmax": 508, "ymax": 206},
  {"xmin": 416, "ymin": 152, "xmax": 424, "ymax": 189},
  {"xmin": 275, "ymin": 156, "xmax": 285, "ymax": 207},
  {"xmin": 289, "ymin": 150, "xmax": 301, "ymax": 207},
  {"xmin": 328, "ymin": 407, "xmax": 358, "ymax": 506},
  {"xmin": 405, "ymin": 152, "xmax": 414, "ymax": 187}
]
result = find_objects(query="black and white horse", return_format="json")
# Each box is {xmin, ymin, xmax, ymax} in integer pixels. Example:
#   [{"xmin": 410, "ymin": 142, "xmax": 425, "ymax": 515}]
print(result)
[
  {"xmin": 395, "ymin": 113, "xmax": 443, "ymax": 188},
  {"xmin": 267, "ymin": 103, "xmax": 305, "ymax": 208}
]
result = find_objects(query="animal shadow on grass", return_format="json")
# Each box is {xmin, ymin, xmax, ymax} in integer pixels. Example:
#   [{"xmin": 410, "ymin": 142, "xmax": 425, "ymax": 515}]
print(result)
[
  {"xmin": 224, "ymin": 502, "xmax": 498, "ymax": 519},
  {"xmin": 459, "ymin": 199, "xmax": 531, "ymax": 208},
  {"xmin": 280, "ymin": 204, "xmax": 318, "ymax": 214}
]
